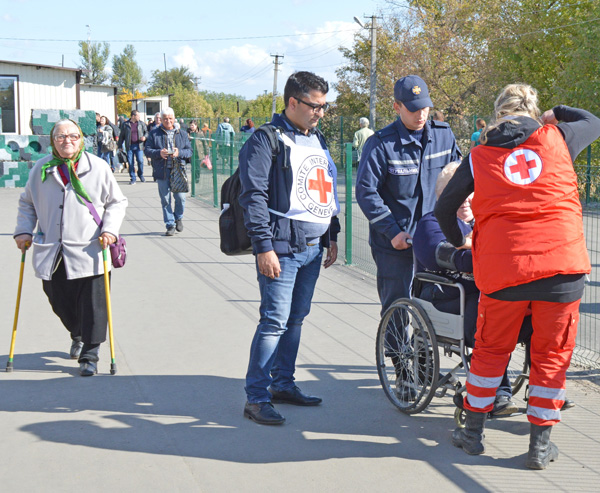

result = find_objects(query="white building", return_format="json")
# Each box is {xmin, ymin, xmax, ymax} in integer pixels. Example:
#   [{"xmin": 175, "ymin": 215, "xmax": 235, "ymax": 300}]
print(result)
[
  {"xmin": 129, "ymin": 95, "xmax": 171, "ymax": 124},
  {"xmin": 0, "ymin": 60, "xmax": 117, "ymax": 134}
]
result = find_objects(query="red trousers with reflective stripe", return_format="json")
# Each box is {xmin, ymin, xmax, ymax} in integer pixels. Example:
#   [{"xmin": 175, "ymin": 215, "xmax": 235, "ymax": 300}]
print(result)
[{"xmin": 465, "ymin": 295, "xmax": 580, "ymax": 426}]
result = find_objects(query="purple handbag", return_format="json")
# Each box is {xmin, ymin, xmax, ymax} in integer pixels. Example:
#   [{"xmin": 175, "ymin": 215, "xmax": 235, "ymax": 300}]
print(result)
[
  {"xmin": 84, "ymin": 201, "xmax": 127, "ymax": 268},
  {"xmin": 60, "ymin": 164, "xmax": 127, "ymax": 268}
]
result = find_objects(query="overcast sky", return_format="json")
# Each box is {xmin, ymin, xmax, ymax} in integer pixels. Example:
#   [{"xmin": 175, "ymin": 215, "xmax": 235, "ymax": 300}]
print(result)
[{"xmin": 1, "ymin": 0, "xmax": 384, "ymax": 99}]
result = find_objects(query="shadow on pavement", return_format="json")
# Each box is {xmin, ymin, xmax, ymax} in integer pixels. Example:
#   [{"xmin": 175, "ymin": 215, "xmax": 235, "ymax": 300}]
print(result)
[{"xmin": 2, "ymin": 353, "xmax": 526, "ymax": 490}]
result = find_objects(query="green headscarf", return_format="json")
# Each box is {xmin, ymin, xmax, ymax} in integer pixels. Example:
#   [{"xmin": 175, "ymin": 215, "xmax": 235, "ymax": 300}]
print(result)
[{"xmin": 41, "ymin": 119, "xmax": 91, "ymax": 202}]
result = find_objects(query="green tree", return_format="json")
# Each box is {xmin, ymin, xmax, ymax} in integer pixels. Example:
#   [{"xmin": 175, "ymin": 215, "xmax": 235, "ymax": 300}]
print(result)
[
  {"xmin": 112, "ymin": 45, "xmax": 144, "ymax": 93},
  {"xmin": 148, "ymin": 66, "xmax": 198, "ymax": 94},
  {"xmin": 337, "ymin": 0, "xmax": 600, "ymax": 126},
  {"xmin": 243, "ymin": 93, "xmax": 284, "ymax": 118},
  {"xmin": 199, "ymin": 91, "xmax": 247, "ymax": 119},
  {"xmin": 484, "ymin": 0, "xmax": 600, "ymax": 113},
  {"xmin": 78, "ymin": 40, "xmax": 110, "ymax": 84},
  {"xmin": 170, "ymin": 84, "xmax": 213, "ymax": 118}
]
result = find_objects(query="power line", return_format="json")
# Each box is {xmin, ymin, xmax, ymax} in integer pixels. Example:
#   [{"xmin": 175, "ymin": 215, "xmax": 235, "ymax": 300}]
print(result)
[{"xmin": 0, "ymin": 29, "xmax": 357, "ymax": 44}]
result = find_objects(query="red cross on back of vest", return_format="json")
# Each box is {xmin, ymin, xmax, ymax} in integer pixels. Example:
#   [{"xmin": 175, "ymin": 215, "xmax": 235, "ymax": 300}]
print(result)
[{"xmin": 504, "ymin": 149, "xmax": 543, "ymax": 185}]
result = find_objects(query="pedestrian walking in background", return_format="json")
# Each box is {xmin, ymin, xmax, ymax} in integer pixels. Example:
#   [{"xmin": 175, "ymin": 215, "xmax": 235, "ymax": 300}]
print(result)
[
  {"xmin": 148, "ymin": 113, "xmax": 161, "ymax": 133},
  {"xmin": 120, "ymin": 110, "xmax": 148, "ymax": 185},
  {"xmin": 240, "ymin": 119, "xmax": 256, "ymax": 133},
  {"xmin": 352, "ymin": 117, "xmax": 374, "ymax": 161},
  {"xmin": 144, "ymin": 107, "xmax": 192, "ymax": 236},
  {"xmin": 97, "ymin": 116, "xmax": 116, "ymax": 167},
  {"xmin": 470, "ymin": 118, "xmax": 486, "ymax": 149},
  {"xmin": 216, "ymin": 117, "xmax": 235, "ymax": 164}
]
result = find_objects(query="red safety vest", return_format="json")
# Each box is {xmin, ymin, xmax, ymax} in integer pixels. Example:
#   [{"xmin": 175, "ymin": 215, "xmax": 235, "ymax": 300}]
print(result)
[{"xmin": 470, "ymin": 124, "xmax": 590, "ymax": 294}]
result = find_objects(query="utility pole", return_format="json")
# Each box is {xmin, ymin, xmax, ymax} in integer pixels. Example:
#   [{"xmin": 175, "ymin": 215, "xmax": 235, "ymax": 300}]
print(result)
[
  {"xmin": 271, "ymin": 54, "xmax": 283, "ymax": 117},
  {"xmin": 86, "ymin": 25, "xmax": 91, "ymax": 81},
  {"xmin": 368, "ymin": 15, "xmax": 377, "ymax": 130},
  {"xmin": 354, "ymin": 15, "xmax": 379, "ymax": 129}
]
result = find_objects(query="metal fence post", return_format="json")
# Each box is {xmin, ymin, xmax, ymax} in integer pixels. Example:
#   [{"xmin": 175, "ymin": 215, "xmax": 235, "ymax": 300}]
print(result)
[
  {"xmin": 212, "ymin": 142, "xmax": 219, "ymax": 208},
  {"xmin": 340, "ymin": 116, "xmax": 344, "ymax": 172},
  {"xmin": 191, "ymin": 136, "xmax": 196, "ymax": 197},
  {"xmin": 586, "ymin": 144, "xmax": 592, "ymax": 204},
  {"xmin": 345, "ymin": 142, "xmax": 353, "ymax": 265},
  {"xmin": 229, "ymin": 131, "xmax": 234, "ymax": 176}
]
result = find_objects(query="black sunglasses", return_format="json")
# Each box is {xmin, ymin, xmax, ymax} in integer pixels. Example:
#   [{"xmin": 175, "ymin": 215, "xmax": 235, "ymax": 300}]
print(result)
[{"xmin": 295, "ymin": 97, "xmax": 329, "ymax": 113}]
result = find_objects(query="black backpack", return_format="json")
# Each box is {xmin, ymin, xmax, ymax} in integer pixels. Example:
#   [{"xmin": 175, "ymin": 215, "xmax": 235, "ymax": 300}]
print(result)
[{"xmin": 219, "ymin": 124, "xmax": 285, "ymax": 256}]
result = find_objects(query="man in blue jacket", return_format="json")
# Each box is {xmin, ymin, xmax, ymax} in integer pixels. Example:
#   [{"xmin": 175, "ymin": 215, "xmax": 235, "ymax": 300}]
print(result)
[
  {"xmin": 356, "ymin": 75, "xmax": 461, "ymax": 315},
  {"xmin": 144, "ymin": 107, "xmax": 192, "ymax": 236},
  {"xmin": 120, "ymin": 110, "xmax": 148, "ymax": 184},
  {"xmin": 239, "ymin": 71, "xmax": 340, "ymax": 425}
]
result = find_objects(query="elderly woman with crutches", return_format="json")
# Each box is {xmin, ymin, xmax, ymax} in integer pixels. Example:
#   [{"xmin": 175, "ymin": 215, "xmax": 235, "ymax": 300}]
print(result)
[
  {"xmin": 13, "ymin": 119, "xmax": 127, "ymax": 376},
  {"xmin": 436, "ymin": 84, "xmax": 600, "ymax": 469}
]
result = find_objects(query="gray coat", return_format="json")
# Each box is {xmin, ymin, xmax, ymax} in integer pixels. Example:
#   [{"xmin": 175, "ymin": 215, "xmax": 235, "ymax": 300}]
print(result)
[{"xmin": 14, "ymin": 152, "xmax": 128, "ymax": 280}]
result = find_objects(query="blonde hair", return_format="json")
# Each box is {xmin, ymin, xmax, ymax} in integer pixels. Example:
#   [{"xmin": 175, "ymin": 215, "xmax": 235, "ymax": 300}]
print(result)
[
  {"xmin": 480, "ymin": 84, "xmax": 540, "ymax": 145},
  {"xmin": 435, "ymin": 162, "xmax": 461, "ymax": 199}
]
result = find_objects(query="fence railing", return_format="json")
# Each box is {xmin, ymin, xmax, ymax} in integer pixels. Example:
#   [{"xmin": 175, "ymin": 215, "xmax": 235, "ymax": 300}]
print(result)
[{"xmin": 189, "ymin": 132, "xmax": 600, "ymax": 370}]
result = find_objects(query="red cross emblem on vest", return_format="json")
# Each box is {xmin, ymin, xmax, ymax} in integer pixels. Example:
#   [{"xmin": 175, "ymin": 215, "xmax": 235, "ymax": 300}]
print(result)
[
  {"xmin": 504, "ymin": 149, "xmax": 543, "ymax": 185},
  {"xmin": 308, "ymin": 168, "xmax": 332, "ymax": 203}
]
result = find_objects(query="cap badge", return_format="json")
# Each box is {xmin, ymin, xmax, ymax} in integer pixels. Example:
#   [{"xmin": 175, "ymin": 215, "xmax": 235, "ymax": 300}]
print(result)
[{"xmin": 412, "ymin": 86, "xmax": 422, "ymax": 95}]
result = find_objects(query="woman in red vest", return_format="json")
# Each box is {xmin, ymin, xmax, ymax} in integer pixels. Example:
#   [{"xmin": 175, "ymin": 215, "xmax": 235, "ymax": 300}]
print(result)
[{"xmin": 435, "ymin": 84, "xmax": 600, "ymax": 469}]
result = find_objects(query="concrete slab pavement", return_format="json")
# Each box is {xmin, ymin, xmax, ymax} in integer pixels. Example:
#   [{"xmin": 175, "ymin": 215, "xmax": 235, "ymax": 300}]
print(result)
[{"xmin": 1, "ymin": 171, "xmax": 599, "ymax": 492}]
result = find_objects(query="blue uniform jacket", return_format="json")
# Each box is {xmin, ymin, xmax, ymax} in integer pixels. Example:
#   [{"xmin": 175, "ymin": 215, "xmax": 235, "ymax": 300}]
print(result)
[
  {"xmin": 356, "ymin": 118, "xmax": 461, "ymax": 255},
  {"xmin": 239, "ymin": 113, "xmax": 340, "ymax": 255}
]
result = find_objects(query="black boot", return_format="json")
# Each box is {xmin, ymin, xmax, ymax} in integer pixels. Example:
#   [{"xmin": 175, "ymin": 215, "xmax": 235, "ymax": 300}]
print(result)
[
  {"xmin": 526, "ymin": 423, "xmax": 559, "ymax": 470},
  {"xmin": 452, "ymin": 409, "xmax": 487, "ymax": 455}
]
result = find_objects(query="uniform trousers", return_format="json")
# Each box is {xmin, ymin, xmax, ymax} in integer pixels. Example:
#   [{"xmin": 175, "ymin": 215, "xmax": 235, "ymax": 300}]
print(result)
[{"xmin": 465, "ymin": 294, "xmax": 580, "ymax": 425}]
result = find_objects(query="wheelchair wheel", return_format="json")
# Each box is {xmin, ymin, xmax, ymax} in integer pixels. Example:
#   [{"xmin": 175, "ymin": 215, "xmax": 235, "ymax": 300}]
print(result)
[
  {"xmin": 507, "ymin": 342, "xmax": 530, "ymax": 396},
  {"xmin": 376, "ymin": 298, "xmax": 439, "ymax": 414}
]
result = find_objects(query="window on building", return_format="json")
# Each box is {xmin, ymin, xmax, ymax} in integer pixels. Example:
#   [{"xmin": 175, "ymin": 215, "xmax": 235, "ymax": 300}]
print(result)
[
  {"xmin": 146, "ymin": 101, "xmax": 160, "ymax": 119},
  {"xmin": 0, "ymin": 76, "xmax": 18, "ymax": 133}
]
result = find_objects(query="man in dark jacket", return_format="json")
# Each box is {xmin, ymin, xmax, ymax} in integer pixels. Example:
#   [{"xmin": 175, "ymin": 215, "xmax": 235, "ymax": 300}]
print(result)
[
  {"xmin": 120, "ymin": 110, "xmax": 148, "ymax": 185},
  {"xmin": 239, "ymin": 71, "xmax": 340, "ymax": 425},
  {"xmin": 356, "ymin": 75, "xmax": 462, "ymax": 315},
  {"xmin": 144, "ymin": 107, "xmax": 192, "ymax": 236}
]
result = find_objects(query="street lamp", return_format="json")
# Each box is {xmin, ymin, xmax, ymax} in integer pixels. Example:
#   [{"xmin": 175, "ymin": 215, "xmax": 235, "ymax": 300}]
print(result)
[{"xmin": 354, "ymin": 15, "xmax": 378, "ymax": 129}]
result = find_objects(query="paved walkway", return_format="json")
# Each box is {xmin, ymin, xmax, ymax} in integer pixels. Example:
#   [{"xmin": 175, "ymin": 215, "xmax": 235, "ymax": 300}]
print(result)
[{"xmin": 1, "ymin": 171, "xmax": 599, "ymax": 492}]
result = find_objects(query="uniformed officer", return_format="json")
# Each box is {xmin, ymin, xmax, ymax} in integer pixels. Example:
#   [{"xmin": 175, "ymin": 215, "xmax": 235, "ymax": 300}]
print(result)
[{"xmin": 356, "ymin": 75, "xmax": 462, "ymax": 314}]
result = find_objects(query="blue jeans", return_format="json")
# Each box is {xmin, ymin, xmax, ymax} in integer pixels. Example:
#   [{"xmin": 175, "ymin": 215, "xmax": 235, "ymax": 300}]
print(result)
[
  {"xmin": 99, "ymin": 152, "xmax": 112, "ymax": 166},
  {"xmin": 128, "ymin": 143, "xmax": 145, "ymax": 182},
  {"xmin": 245, "ymin": 244, "xmax": 324, "ymax": 403},
  {"xmin": 156, "ymin": 177, "xmax": 185, "ymax": 229}
]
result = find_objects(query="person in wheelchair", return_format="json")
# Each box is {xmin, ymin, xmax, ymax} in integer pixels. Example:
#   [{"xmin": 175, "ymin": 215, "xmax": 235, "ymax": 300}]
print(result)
[{"xmin": 412, "ymin": 163, "xmax": 532, "ymax": 416}]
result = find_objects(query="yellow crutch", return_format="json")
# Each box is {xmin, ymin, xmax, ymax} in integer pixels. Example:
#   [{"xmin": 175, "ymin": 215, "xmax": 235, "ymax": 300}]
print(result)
[
  {"xmin": 6, "ymin": 247, "xmax": 28, "ymax": 372},
  {"xmin": 100, "ymin": 239, "xmax": 117, "ymax": 375}
]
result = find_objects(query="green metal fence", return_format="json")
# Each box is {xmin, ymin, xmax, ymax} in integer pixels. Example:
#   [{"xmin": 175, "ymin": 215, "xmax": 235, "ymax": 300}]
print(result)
[{"xmin": 189, "ymin": 120, "xmax": 600, "ymax": 370}]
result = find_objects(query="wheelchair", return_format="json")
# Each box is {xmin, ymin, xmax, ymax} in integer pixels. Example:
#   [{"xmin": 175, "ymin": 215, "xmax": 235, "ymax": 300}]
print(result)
[{"xmin": 375, "ymin": 272, "xmax": 530, "ymax": 424}]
